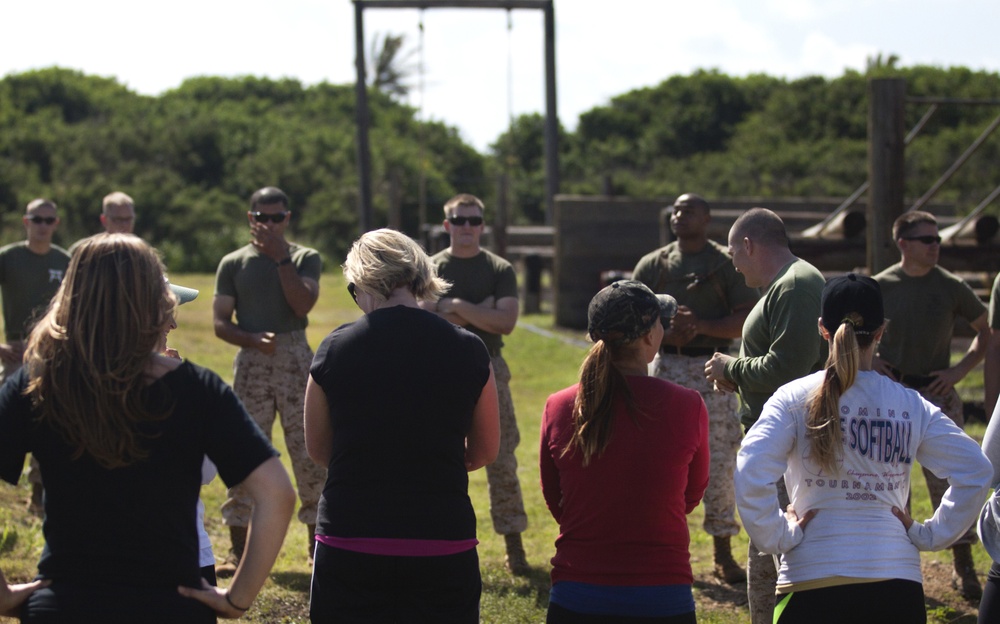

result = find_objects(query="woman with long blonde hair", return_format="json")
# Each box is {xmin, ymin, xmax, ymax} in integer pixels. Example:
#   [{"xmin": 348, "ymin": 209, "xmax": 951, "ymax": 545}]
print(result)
[
  {"xmin": 540, "ymin": 280, "xmax": 709, "ymax": 623},
  {"xmin": 735, "ymin": 274, "xmax": 991, "ymax": 623},
  {"xmin": 0, "ymin": 234, "xmax": 294, "ymax": 623}
]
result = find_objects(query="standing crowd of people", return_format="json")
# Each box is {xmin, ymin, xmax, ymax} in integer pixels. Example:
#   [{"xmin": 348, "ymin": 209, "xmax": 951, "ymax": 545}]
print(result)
[{"xmin": 0, "ymin": 188, "xmax": 999, "ymax": 623}]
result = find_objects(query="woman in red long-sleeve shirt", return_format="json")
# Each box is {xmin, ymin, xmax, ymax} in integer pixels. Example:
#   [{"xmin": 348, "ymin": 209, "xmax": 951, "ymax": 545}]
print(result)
[{"xmin": 540, "ymin": 280, "xmax": 710, "ymax": 623}]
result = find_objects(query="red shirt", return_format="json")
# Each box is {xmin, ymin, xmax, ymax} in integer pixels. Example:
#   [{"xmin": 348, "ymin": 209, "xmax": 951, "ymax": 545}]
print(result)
[{"xmin": 540, "ymin": 375, "xmax": 709, "ymax": 586}]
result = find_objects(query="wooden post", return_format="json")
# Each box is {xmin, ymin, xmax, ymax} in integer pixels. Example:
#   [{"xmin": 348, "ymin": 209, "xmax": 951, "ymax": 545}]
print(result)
[
  {"xmin": 353, "ymin": 1, "xmax": 373, "ymax": 234},
  {"xmin": 543, "ymin": 0, "xmax": 559, "ymax": 224},
  {"xmin": 494, "ymin": 172, "xmax": 509, "ymax": 258},
  {"xmin": 867, "ymin": 78, "xmax": 906, "ymax": 274}
]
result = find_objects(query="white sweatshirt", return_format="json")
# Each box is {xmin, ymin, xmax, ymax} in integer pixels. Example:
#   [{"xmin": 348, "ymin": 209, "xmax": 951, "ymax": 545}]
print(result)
[{"xmin": 736, "ymin": 370, "xmax": 991, "ymax": 585}]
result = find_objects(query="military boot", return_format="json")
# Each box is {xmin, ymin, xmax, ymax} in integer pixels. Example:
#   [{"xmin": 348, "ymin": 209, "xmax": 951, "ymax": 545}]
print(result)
[
  {"xmin": 504, "ymin": 533, "xmax": 530, "ymax": 576},
  {"xmin": 713, "ymin": 535, "xmax": 747, "ymax": 585},
  {"xmin": 215, "ymin": 525, "xmax": 248, "ymax": 579},
  {"xmin": 952, "ymin": 543, "xmax": 982, "ymax": 601}
]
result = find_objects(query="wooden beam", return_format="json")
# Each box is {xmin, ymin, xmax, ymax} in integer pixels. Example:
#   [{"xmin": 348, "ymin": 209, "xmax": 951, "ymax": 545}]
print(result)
[{"xmin": 867, "ymin": 78, "xmax": 906, "ymax": 274}]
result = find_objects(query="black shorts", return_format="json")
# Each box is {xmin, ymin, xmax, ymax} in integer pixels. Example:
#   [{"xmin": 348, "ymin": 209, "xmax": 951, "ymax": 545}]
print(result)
[
  {"xmin": 775, "ymin": 578, "xmax": 925, "ymax": 624},
  {"xmin": 309, "ymin": 543, "xmax": 481, "ymax": 624}
]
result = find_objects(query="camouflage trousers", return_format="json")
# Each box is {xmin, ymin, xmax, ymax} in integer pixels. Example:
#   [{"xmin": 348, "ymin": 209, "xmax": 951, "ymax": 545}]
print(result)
[
  {"xmin": 222, "ymin": 331, "xmax": 326, "ymax": 527},
  {"xmin": 912, "ymin": 386, "xmax": 976, "ymax": 545},
  {"xmin": 747, "ymin": 478, "xmax": 790, "ymax": 624},
  {"xmin": 485, "ymin": 355, "xmax": 528, "ymax": 535},
  {"xmin": 653, "ymin": 352, "xmax": 743, "ymax": 537}
]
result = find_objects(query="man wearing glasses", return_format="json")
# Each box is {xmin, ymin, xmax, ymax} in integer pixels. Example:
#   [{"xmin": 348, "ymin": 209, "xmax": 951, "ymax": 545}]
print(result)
[
  {"xmin": 873, "ymin": 209, "xmax": 988, "ymax": 600},
  {"xmin": 0, "ymin": 198, "xmax": 70, "ymax": 513},
  {"xmin": 423, "ymin": 193, "xmax": 530, "ymax": 575},
  {"xmin": 100, "ymin": 191, "xmax": 136, "ymax": 234},
  {"xmin": 212, "ymin": 186, "xmax": 325, "ymax": 575}
]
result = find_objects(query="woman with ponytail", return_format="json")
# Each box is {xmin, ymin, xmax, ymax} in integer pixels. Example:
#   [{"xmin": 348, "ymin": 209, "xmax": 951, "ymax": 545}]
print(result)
[
  {"xmin": 540, "ymin": 280, "xmax": 709, "ymax": 623},
  {"xmin": 735, "ymin": 273, "xmax": 991, "ymax": 623}
]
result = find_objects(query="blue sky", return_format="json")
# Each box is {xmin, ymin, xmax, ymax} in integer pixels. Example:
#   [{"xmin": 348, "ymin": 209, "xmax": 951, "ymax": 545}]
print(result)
[{"xmin": 5, "ymin": 0, "xmax": 999, "ymax": 151}]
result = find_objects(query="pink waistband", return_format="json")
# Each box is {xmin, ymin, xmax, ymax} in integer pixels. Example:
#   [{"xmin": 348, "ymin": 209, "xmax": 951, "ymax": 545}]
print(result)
[{"xmin": 315, "ymin": 534, "xmax": 478, "ymax": 557}]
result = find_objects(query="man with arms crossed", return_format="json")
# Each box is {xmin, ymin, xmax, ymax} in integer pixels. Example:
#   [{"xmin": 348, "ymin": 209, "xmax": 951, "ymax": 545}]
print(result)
[
  {"xmin": 633, "ymin": 193, "xmax": 758, "ymax": 585},
  {"xmin": 704, "ymin": 208, "xmax": 824, "ymax": 624},
  {"xmin": 423, "ymin": 193, "xmax": 530, "ymax": 575},
  {"xmin": 873, "ymin": 210, "xmax": 989, "ymax": 600},
  {"xmin": 0, "ymin": 198, "xmax": 70, "ymax": 513},
  {"xmin": 213, "ymin": 186, "xmax": 326, "ymax": 575}
]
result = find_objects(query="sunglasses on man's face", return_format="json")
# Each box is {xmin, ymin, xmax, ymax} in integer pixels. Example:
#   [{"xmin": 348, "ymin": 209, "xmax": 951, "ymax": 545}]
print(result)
[
  {"xmin": 347, "ymin": 282, "xmax": 358, "ymax": 303},
  {"xmin": 901, "ymin": 235, "xmax": 941, "ymax": 245},
  {"xmin": 448, "ymin": 215, "xmax": 484, "ymax": 227},
  {"xmin": 28, "ymin": 216, "xmax": 57, "ymax": 225},
  {"xmin": 252, "ymin": 211, "xmax": 288, "ymax": 224}
]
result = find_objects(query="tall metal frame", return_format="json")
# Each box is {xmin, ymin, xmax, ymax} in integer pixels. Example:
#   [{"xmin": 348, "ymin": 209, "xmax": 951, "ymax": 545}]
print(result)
[{"xmin": 352, "ymin": 0, "xmax": 559, "ymax": 233}]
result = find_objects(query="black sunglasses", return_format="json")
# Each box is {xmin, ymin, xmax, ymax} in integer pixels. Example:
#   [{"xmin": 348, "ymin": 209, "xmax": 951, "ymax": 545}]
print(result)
[
  {"xmin": 902, "ymin": 235, "xmax": 941, "ymax": 245},
  {"xmin": 347, "ymin": 282, "xmax": 358, "ymax": 303},
  {"xmin": 28, "ymin": 216, "xmax": 57, "ymax": 225},
  {"xmin": 448, "ymin": 215, "xmax": 484, "ymax": 226},
  {"xmin": 252, "ymin": 211, "xmax": 288, "ymax": 224}
]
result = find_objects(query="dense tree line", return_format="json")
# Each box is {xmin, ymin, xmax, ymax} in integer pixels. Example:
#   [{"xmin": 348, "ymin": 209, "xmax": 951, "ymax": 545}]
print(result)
[
  {"xmin": 493, "ymin": 65, "xmax": 1000, "ymax": 225},
  {"xmin": 0, "ymin": 68, "xmax": 486, "ymax": 270},
  {"xmin": 2, "ymin": 64, "xmax": 999, "ymax": 270}
]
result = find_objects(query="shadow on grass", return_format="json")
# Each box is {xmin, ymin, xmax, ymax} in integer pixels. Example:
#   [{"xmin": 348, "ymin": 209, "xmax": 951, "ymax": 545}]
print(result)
[
  {"xmin": 270, "ymin": 570, "xmax": 312, "ymax": 593},
  {"xmin": 482, "ymin": 564, "xmax": 552, "ymax": 610},
  {"xmin": 693, "ymin": 577, "xmax": 749, "ymax": 607}
]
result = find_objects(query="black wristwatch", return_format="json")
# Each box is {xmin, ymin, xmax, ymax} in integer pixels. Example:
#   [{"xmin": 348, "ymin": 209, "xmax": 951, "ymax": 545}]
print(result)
[{"xmin": 278, "ymin": 256, "xmax": 292, "ymax": 266}]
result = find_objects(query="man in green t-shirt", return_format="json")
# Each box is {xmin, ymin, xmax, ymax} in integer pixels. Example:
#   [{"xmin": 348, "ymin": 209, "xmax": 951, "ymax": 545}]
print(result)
[
  {"xmin": 633, "ymin": 193, "xmax": 759, "ymax": 585},
  {"xmin": 704, "ymin": 207, "xmax": 824, "ymax": 624},
  {"xmin": 422, "ymin": 193, "xmax": 529, "ymax": 575},
  {"xmin": 986, "ymin": 272, "xmax": 1000, "ymax": 415},
  {"xmin": 873, "ymin": 210, "xmax": 988, "ymax": 600},
  {"xmin": 0, "ymin": 198, "xmax": 71, "ymax": 513},
  {"xmin": 212, "ymin": 186, "xmax": 326, "ymax": 575}
]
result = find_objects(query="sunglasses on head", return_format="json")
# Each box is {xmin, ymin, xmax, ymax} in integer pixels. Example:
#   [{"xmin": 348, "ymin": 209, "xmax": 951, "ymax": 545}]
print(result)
[
  {"xmin": 252, "ymin": 211, "xmax": 288, "ymax": 224},
  {"xmin": 448, "ymin": 215, "xmax": 483, "ymax": 226},
  {"xmin": 902, "ymin": 235, "xmax": 941, "ymax": 245},
  {"xmin": 28, "ymin": 216, "xmax": 57, "ymax": 225},
  {"xmin": 347, "ymin": 282, "xmax": 358, "ymax": 303}
]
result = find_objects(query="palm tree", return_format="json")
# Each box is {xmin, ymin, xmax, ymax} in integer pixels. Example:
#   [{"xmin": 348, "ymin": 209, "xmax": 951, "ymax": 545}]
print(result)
[{"xmin": 369, "ymin": 32, "xmax": 417, "ymax": 99}]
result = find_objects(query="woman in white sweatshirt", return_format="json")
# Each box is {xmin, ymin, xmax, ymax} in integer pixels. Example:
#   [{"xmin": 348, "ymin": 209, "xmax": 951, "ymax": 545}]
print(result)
[{"xmin": 735, "ymin": 273, "xmax": 991, "ymax": 624}]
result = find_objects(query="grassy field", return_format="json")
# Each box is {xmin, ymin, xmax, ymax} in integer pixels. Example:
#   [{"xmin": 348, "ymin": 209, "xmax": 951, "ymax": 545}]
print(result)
[{"xmin": 0, "ymin": 271, "xmax": 992, "ymax": 623}]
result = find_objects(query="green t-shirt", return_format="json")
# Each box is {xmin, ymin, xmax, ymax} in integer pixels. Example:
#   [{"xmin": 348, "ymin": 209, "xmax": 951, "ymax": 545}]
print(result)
[
  {"xmin": 725, "ymin": 258, "xmax": 825, "ymax": 428},
  {"xmin": 0, "ymin": 242, "xmax": 70, "ymax": 341},
  {"xmin": 214, "ymin": 243, "xmax": 322, "ymax": 333},
  {"xmin": 632, "ymin": 240, "xmax": 760, "ymax": 349},
  {"xmin": 431, "ymin": 249, "xmax": 518, "ymax": 355},
  {"xmin": 875, "ymin": 263, "xmax": 987, "ymax": 375}
]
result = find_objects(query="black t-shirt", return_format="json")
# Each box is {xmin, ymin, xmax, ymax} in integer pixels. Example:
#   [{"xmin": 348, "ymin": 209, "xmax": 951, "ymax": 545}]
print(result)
[
  {"xmin": 0, "ymin": 362, "xmax": 277, "ymax": 588},
  {"xmin": 310, "ymin": 306, "xmax": 491, "ymax": 541}
]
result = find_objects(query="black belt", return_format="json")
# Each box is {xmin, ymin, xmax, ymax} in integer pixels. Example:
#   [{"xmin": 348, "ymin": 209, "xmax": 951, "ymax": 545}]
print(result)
[
  {"xmin": 661, "ymin": 346, "xmax": 728, "ymax": 357},
  {"xmin": 889, "ymin": 366, "xmax": 935, "ymax": 389}
]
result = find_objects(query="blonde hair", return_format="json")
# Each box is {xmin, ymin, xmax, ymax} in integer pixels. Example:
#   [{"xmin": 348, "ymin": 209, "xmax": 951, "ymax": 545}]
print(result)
[
  {"xmin": 805, "ymin": 312, "xmax": 879, "ymax": 475},
  {"xmin": 563, "ymin": 329, "xmax": 651, "ymax": 466},
  {"xmin": 343, "ymin": 228, "xmax": 449, "ymax": 303},
  {"xmin": 23, "ymin": 234, "xmax": 177, "ymax": 469},
  {"xmin": 102, "ymin": 191, "xmax": 134, "ymax": 213}
]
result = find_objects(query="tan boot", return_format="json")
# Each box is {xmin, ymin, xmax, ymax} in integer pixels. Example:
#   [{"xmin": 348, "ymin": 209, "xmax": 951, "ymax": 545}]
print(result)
[
  {"xmin": 713, "ymin": 535, "xmax": 747, "ymax": 585},
  {"xmin": 215, "ymin": 525, "xmax": 248, "ymax": 579},
  {"xmin": 307, "ymin": 524, "xmax": 317, "ymax": 564},
  {"xmin": 26, "ymin": 483, "xmax": 44, "ymax": 517},
  {"xmin": 504, "ymin": 533, "xmax": 530, "ymax": 576},
  {"xmin": 952, "ymin": 543, "xmax": 982, "ymax": 601}
]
